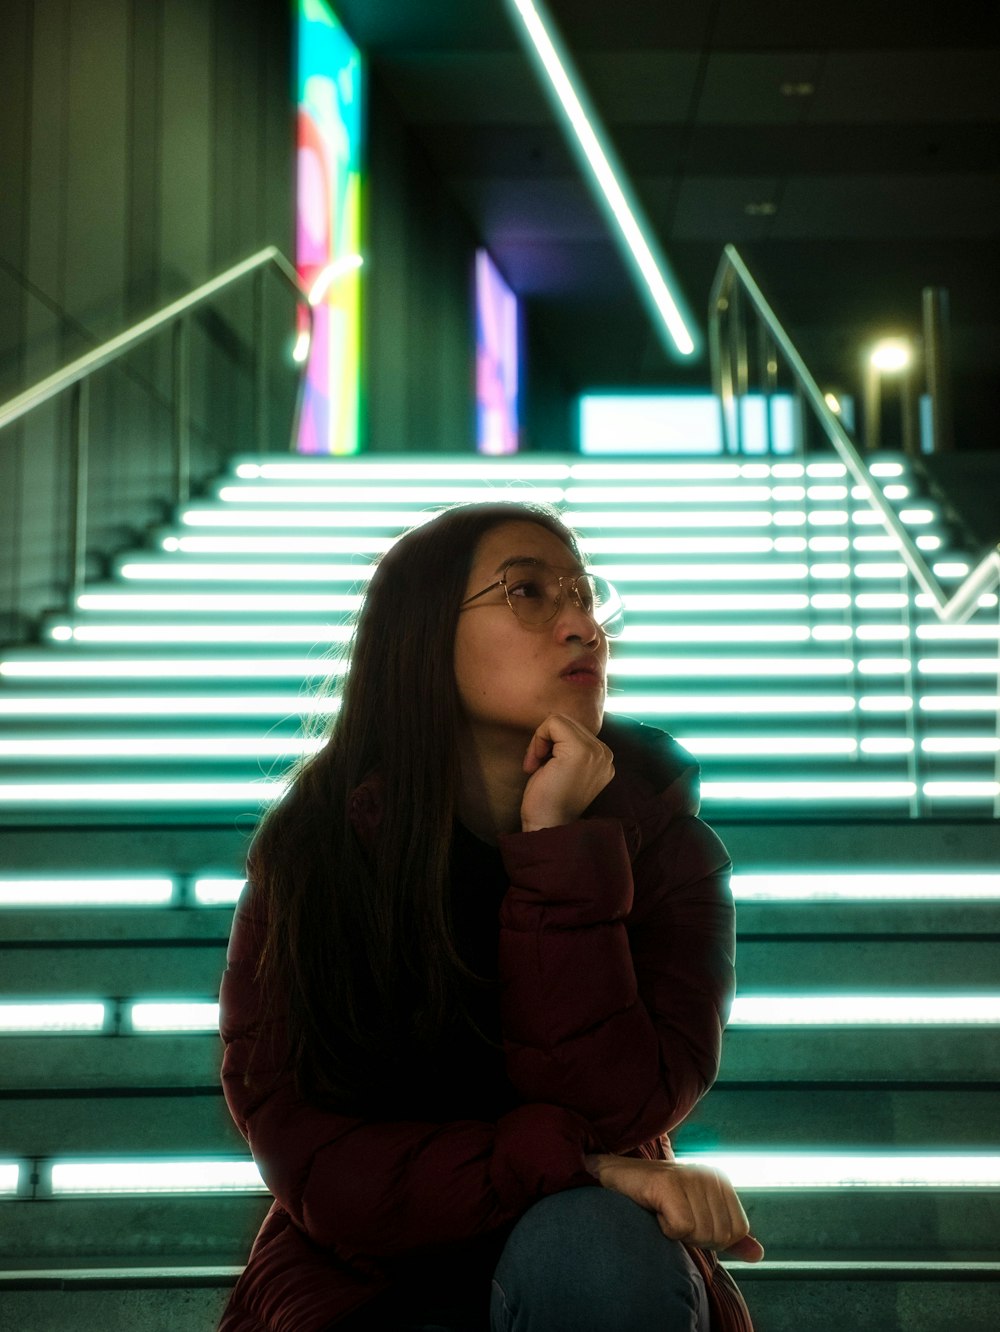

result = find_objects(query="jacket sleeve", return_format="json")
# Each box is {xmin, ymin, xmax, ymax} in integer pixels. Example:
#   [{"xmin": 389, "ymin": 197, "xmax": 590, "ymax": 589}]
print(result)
[
  {"xmin": 219, "ymin": 889, "xmax": 600, "ymax": 1261},
  {"xmin": 496, "ymin": 810, "xmax": 735, "ymax": 1153}
]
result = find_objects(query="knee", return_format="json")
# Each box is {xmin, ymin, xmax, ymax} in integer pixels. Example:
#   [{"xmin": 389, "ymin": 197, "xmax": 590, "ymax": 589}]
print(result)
[{"xmin": 491, "ymin": 1188, "xmax": 707, "ymax": 1332}]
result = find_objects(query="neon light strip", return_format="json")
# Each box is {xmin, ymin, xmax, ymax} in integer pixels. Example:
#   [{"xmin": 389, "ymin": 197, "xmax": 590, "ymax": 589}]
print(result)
[
  {"xmin": 580, "ymin": 537, "xmax": 779, "ymax": 554},
  {"xmin": 920, "ymin": 696, "xmax": 1000, "ymax": 712},
  {"xmin": 218, "ymin": 485, "xmax": 565, "ymax": 504},
  {"xmin": 0, "ymin": 782, "xmax": 286, "ymax": 804},
  {"xmin": 1, "ymin": 659, "xmax": 348, "ymax": 680},
  {"xmin": 598, "ymin": 564, "xmax": 810, "ymax": 582},
  {"xmin": 620, "ymin": 594, "xmax": 811, "ymax": 611},
  {"xmin": 729, "ymin": 996, "xmax": 1000, "ymax": 1026},
  {"xmin": 76, "ymin": 594, "xmax": 363, "ymax": 611},
  {"xmin": 731, "ymin": 873, "xmax": 1000, "ymax": 902},
  {"xmin": 675, "ymin": 1152, "xmax": 1000, "ymax": 1189},
  {"xmin": 919, "ymin": 658, "xmax": 1000, "ymax": 675},
  {"xmin": 564, "ymin": 510, "xmax": 776, "ymax": 528},
  {"xmin": 237, "ymin": 461, "xmax": 573, "ymax": 481},
  {"xmin": 0, "ymin": 879, "xmax": 174, "ymax": 906},
  {"xmin": 924, "ymin": 781, "xmax": 1000, "ymax": 798},
  {"xmin": 0, "ymin": 1003, "xmax": 106, "ymax": 1033},
  {"xmin": 923, "ymin": 738, "xmax": 1000, "ymax": 754},
  {"xmin": 130, "ymin": 1002, "xmax": 219, "ymax": 1033},
  {"xmin": 50, "ymin": 1160, "xmax": 266, "ymax": 1195},
  {"xmin": 119, "ymin": 563, "xmax": 375, "ymax": 582},
  {"xmin": 181, "ymin": 509, "xmax": 440, "ymax": 528},
  {"xmin": 49, "ymin": 625, "xmax": 356, "ymax": 644},
  {"xmin": 0, "ymin": 737, "xmax": 321, "ymax": 759},
  {"xmin": 564, "ymin": 486, "xmax": 775, "ymax": 504},
  {"xmin": 164, "ymin": 535, "xmax": 395, "ymax": 555},
  {"xmin": 624, "ymin": 626, "xmax": 811, "ymax": 643},
  {"xmin": 0, "ymin": 1165, "xmax": 18, "ymax": 1196},
  {"xmin": 194, "ymin": 878, "xmax": 246, "ymax": 905},
  {"xmin": 506, "ymin": 0, "xmax": 696, "ymax": 356},
  {"xmin": 0, "ymin": 696, "xmax": 339, "ymax": 717},
  {"xmin": 678, "ymin": 737, "xmax": 858, "ymax": 756},
  {"xmin": 609, "ymin": 658, "xmax": 853, "ymax": 678},
  {"xmin": 702, "ymin": 780, "xmax": 916, "ymax": 800},
  {"xmin": 918, "ymin": 625, "xmax": 1000, "ymax": 641},
  {"xmin": 605, "ymin": 696, "xmax": 856, "ymax": 715},
  {"xmin": 859, "ymin": 738, "xmax": 914, "ymax": 754}
]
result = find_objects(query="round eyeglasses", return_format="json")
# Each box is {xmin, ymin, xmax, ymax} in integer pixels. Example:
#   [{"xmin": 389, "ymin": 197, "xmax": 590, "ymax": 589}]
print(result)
[{"xmin": 460, "ymin": 559, "xmax": 625, "ymax": 639}]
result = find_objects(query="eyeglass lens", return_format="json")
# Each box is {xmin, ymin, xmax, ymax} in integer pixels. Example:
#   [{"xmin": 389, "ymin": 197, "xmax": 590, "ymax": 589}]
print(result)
[{"xmin": 502, "ymin": 561, "xmax": 623, "ymax": 636}]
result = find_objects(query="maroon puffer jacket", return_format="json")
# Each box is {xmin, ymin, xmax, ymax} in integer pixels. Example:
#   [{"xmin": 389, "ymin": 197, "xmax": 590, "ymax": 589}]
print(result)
[{"xmin": 218, "ymin": 716, "xmax": 753, "ymax": 1331}]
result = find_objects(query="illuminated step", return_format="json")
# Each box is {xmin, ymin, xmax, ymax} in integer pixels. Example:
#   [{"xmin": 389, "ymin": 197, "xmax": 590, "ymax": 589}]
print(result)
[
  {"xmin": 119, "ymin": 561, "xmax": 376, "ymax": 582},
  {"xmin": 19, "ymin": 1151, "xmax": 999, "ymax": 1196},
  {"xmin": 233, "ymin": 457, "xmax": 906, "ymax": 481},
  {"xmin": 219, "ymin": 483, "xmax": 566, "ymax": 504},
  {"xmin": 0, "ymin": 658, "xmax": 348, "ymax": 681},
  {"xmin": 730, "ymin": 874, "xmax": 1000, "ymax": 902},
  {"xmin": 181, "ymin": 507, "xmax": 440, "ymax": 528},
  {"xmin": 0, "ymin": 877, "xmax": 206, "ymax": 907},
  {"xmin": 702, "ymin": 780, "xmax": 917, "ymax": 801},
  {"xmin": 0, "ymin": 736, "xmax": 320, "ymax": 759},
  {"xmin": 76, "ymin": 592, "xmax": 363, "ymax": 612},
  {"xmin": 0, "ymin": 695, "xmax": 339, "ymax": 717},
  {"xmin": 161, "ymin": 534, "xmax": 396, "ymax": 554},
  {"xmin": 238, "ymin": 460, "xmax": 576, "ymax": 481},
  {"xmin": 0, "ymin": 1003, "xmax": 107, "ymax": 1033},
  {"xmin": 48, "ymin": 624, "xmax": 356, "ymax": 644}
]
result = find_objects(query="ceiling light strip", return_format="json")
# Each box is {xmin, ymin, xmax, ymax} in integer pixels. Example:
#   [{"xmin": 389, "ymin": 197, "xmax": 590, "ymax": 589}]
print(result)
[
  {"xmin": 675, "ymin": 1152, "xmax": 1000, "ymax": 1189},
  {"xmin": 730, "ymin": 874, "xmax": 1000, "ymax": 902}
]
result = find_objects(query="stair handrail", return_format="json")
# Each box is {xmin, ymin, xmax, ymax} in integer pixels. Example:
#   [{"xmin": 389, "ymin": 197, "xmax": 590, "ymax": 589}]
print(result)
[
  {"xmin": 0, "ymin": 246, "xmax": 308, "ymax": 439},
  {"xmin": 709, "ymin": 243, "xmax": 1000, "ymax": 626},
  {"xmin": 0, "ymin": 246, "xmax": 310, "ymax": 611}
]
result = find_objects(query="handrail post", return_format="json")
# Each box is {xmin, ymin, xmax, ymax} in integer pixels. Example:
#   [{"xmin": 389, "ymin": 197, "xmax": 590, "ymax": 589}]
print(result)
[
  {"xmin": 253, "ymin": 267, "xmax": 267, "ymax": 455},
  {"xmin": 172, "ymin": 318, "xmax": 191, "ymax": 506},
  {"xmin": 69, "ymin": 379, "xmax": 90, "ymax": 608}
]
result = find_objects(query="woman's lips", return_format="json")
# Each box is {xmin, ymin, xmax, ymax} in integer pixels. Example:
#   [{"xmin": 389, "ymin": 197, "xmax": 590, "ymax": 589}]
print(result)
[{"xmin": 560, "ymin": 664, "xmax": 603, "ymax": 686}]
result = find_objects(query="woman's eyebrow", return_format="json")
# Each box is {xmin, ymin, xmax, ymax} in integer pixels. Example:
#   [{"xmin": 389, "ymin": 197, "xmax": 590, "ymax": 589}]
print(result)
[{"xmin": 493, "ymin": 555, "xmax": 584, "ymax": 575}]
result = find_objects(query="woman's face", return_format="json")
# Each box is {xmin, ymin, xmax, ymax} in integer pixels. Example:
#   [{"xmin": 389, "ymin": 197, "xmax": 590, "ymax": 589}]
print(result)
[{"xmin": 453, "ymin": 520, "xmax": 609, "ymax": 751}]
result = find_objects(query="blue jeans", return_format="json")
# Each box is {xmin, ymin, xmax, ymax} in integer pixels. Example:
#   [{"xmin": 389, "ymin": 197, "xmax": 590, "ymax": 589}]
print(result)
[{"xmin": 384, "ymin": 1187, "xmax": 711, "ymax": 1332}]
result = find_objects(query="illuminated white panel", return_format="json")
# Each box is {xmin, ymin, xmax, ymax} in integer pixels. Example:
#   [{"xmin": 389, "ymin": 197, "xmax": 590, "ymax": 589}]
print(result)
[
  {"xmin": 773, "ymin": 537, "xmax": 807, "ymax": 553},
  {"xmin": 918, "ymin": 658, "xmax": 1000, "ymax": 675},
  {"xmin": 237, "ymin": 461, "xmax": 571, "ymax": 481},
  {"xmin": 702, "ymin": 781, "xmax": 915, "ymax": 800},
  {"xmin": 922, "ymin": 738, "xmax": 1000, "ymax": 755},
  {"xmin": 770, "ymin": 463, "xmax": 805, "ymax": 478},
  {"xmin": 680, "ymin": 1152, "xmax": 1000, "ymax": 1189},
  {"xmin": 739, "ymin": 464, "xmax": 772, "ymax": 478},
  {"xmin": 77, "ymin": 593, "xmax": 364, "ymax": 612},
  {"xmin": 810, "ymin": 594, "xmax": 852, "ymax": 609},
  {"xmin": 917, "ymin": 625, "xmax": 1000, "ymax": 641},
  {"xmin": 808, "ymin": 537, "xmax": 850, "ymax": 553},
  {"xmin": 600, "ymin": 563, "xmax": 808, "ymax": 583},
  {"xmin": 0, "ymin": 659, "xmax": 345, "ymax": 680},
  {"xmin": 811, "ymin": 626, "xmax": 852, "ymax": 641},
  {"xmin": 194, "ymin": 878, "xmax": 246, "ymax": 906},
  {"xmin": 858, "ymin": 696, "xmax": 912, "ymax": 712},
  {"xmin": 0, "ymin": 1164, "xmax": 18, "ymax": 1196},
  {"xmin": 806, "ymin": 463, "xmax": 847, "ymax": 478},
  {"xmin": 731, "ymin": 873, "xmax": 1000, "ymax": 902},
  {"xmin": 605, "ymin": 695, "xmax": 855, "ymax": 715},
  {"xmin": 609, "ymin": 657, "xmax": 853, "ymax": 678},
  {"xmin": 924, "ymin": 781, "xmax": 1000, "ymax": 798},
  {"xmin": 582, "ymin": 536, "xmax": 777, "ymax": 555},
  {"xmin": 869, "ymin": 462, "xmax": 905, "ymax": 477},
  {"xmin": 181, "ymin": 509, "xmax": 436, "ymax": 528},
  {"xmin": 806, "ymin": 511, "xmax": 848, "ymax": 526},
  {"xmin": 856, "ymin": 659, "xmax": 910, "ymax": 675},
  {"xmin": 51, "ymin": 625, "xmax": 355, "ymax": 645},
  {"xmin": 809, "ymin": 563, "xmax": 851, "ymax": 580},
  {"xmin": 0, "ymin": 737, "xmax": 320, "ymax": 760},
  {"xmin": 622, "ymin": 593, "xmax": 810, "ymax": 612},
  {"xmin": 0, "ymin": 781, "xmax": 285, "ymax": 804},
  {"xmin": 569, "ymin": 462, "xmax": 743, "ymax": 480},
  {"xmin": 851, "ymin": 510, "xmax": 885, "ymax": 525},
  {"xmin": 120, "ymin": 563, "xmax": 375, "ymax": 583},
  {"xmin": 855, "ymin": 594, "xmax": 909, "ymax": 610},
  {"xmin": 920, "ymin": 695, "xmax": 1000, "ymax": 713},
  {"xmin": 856, "ymin": 626, "xmax": 908, "ymax": 641},
  {"xmin": 729, "ymin": 995, "xmax": 1000, "ymax": 1026},
  {"xmin": 806, "ymin": 485, "xmax": 848, "ymax": 501},
  {"xmin": 0, "ymin": 696, "xmax": 338, "ymax": 718},
  {"xmin": 0, "ymin": 879, "xmax": 173, "ymax": 907},
  {"xmin": 622, "ymin": 625, "xmax": 810, "ymax": 644},
  {"xmin": 565, "ymin": 510, "xmax": 774, "ymax": 529},
  {"xmin": 0, "ymin": 1003, "xmax": 106, "ymax": 1033},
  {"xmin": 859, "ymin": 738, "xmax": 914, "ymax": 755},
  {"xmin": 679, "ymin": 737, "xmax": 857, "ymax": 756},
  {"xmin": 165, "ymin": 535, "xmax": 395, "ymax": 555},
  {"xmin": 915, "ymin": 535, "xmax": 941, "ymax": 550},
  {"xmin": 882, "ymin": 484, "xmax": 910, "ymax": 500},
  {"xmin": 51, "ymin": 1160, "xmax": 266, "ymax": 1195},
  {"xmin": 854, "ymin": 563, "xmax": 907, "ymax": 579},
  {"xmin": 932, "ymin": 563, "xmax": 970, "ymax": 578},
  {"xmin": 771, "ymin": 512, "xmax": 806, "ymax": 527},
  {"xmin": 131, "ymin": 1002, "xmax": 219, "ymax": 1033},
  {"xmin": 898, "ymin": 509, "xmax": 934, "ymax": 524},
  {"xmin": 218, "ymin": 485, "xmax": 564, "ymax": 505},
  {"xmin": 563, "ymin": 486, "xmax": 773, "ymax": 505}
]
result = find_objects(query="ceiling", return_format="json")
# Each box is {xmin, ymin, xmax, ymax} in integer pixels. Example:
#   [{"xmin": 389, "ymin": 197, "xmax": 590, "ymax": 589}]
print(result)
[{"xmin": 333, "ymin": 0, "xmax": 1000, "ymax": 436}]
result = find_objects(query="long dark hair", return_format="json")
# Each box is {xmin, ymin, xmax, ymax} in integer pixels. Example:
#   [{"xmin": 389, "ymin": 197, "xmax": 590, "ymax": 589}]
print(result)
[{"xmin": 251, "ymin": 501, "xmax": 582, "ymax": 1110}]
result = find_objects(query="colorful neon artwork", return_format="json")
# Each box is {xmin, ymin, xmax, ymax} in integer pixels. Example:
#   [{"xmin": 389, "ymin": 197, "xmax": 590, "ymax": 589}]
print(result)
[
  {"xmin": 296, "ymin": 0, "xmax": 363, "ymax": 454},
  {"xmin": 476, "ymin": 249, "xmax": 520, "ymax": 455}
]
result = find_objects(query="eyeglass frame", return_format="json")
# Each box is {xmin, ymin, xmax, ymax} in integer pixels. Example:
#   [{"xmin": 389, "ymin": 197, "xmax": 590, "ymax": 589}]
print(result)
[{"xmin": 459, "ymin": 558, "xmax": 625, "ymax": 638}]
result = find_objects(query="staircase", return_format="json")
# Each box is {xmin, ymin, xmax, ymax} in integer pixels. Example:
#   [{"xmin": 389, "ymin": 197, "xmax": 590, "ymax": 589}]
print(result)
[{"xmin": 1, "ymin": 453, "xmax": 998, "ymax": 1331}]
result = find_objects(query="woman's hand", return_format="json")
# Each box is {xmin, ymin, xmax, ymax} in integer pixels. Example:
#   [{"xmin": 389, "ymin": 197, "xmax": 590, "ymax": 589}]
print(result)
[
  {"xmin": 583, "ymin": 1154, "xmax": 764, "ymax": 1262},
  {"xmin": 520, "ymin": 714, "xmax": 615, "ymax": 832}
]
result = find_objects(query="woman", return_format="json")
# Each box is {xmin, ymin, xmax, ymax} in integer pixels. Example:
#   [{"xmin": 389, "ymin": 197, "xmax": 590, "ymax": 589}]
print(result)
[{"xmin": 219, "ymin": 502, "xmax": 760, "ymax": 1332}]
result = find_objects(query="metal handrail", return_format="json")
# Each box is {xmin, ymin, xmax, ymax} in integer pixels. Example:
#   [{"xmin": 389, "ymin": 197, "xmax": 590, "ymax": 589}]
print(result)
[
  {"xmin": 0, "ymin": 246, "xmax": 307, "ymax": 436},
  {"xmin": 709, "ymin": 243, "xmax": 1000, "ymax": 626},
  {"xmin": 0, "ymin": 247, "xmax": 310, "ymax": 610}
]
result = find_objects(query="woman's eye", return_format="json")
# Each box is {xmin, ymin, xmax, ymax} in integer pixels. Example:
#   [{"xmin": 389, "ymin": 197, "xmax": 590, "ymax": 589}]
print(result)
[{"xmin": 508, "ymin": 579, "xmax": 545, "ymax": 600}]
